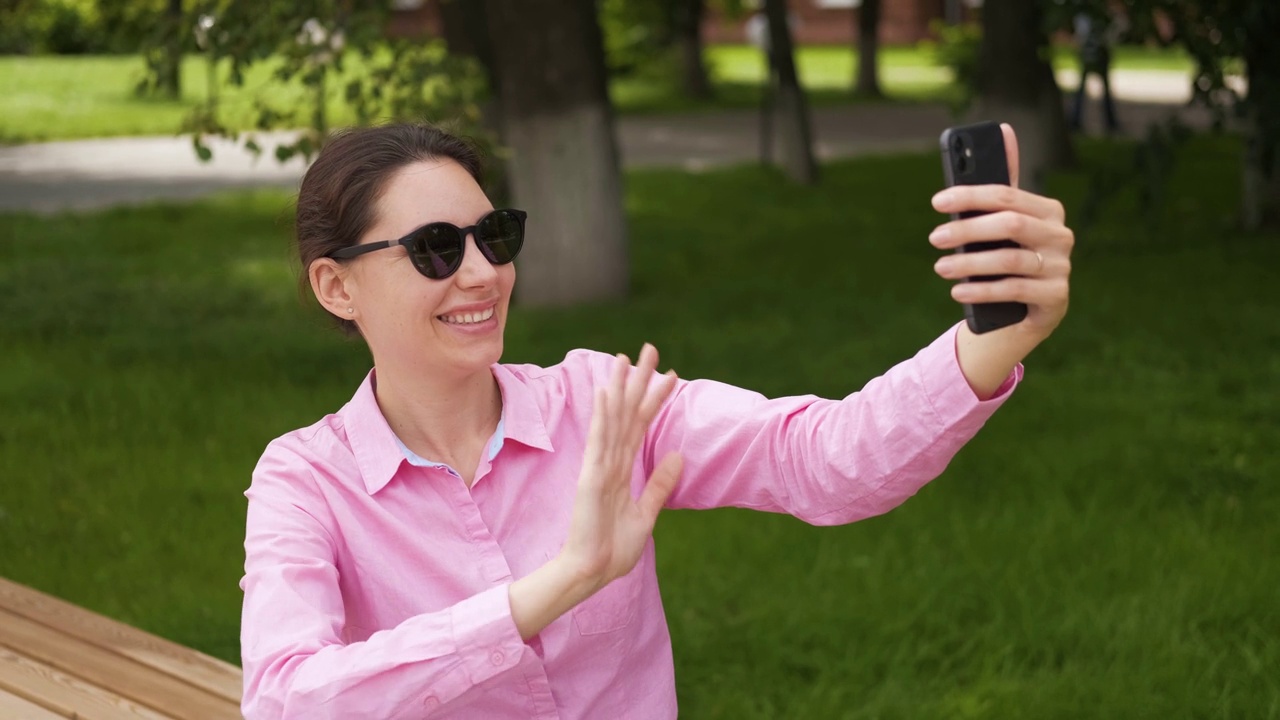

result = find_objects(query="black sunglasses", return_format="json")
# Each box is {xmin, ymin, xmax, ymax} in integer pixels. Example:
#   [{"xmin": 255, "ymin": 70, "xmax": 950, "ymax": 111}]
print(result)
[{"xmin": 329, "ymin": 208, "xmax": 527, "ymax": 280}]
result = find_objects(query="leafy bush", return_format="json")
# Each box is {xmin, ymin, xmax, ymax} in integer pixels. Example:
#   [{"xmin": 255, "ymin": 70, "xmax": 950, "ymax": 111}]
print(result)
[
  {"xmin": 0, "ymin": 0, "xmax": 173, "ymax": 55},
  {"xmin": 0, "ymin": 0, "xmax": 105, "ymax": 54},
  {"xmin": 924, "ymin": 19, "xmax": 981, "ymax": 112},
  {"xmin": 599, "ymin": 0, "xmax": 670, "ymax": 76}
]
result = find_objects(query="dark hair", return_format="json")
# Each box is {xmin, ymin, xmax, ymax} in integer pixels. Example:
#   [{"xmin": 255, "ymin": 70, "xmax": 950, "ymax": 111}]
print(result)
[{"xmin": 296, "ymin": 123, "xmax": 485, "ymax": 335}]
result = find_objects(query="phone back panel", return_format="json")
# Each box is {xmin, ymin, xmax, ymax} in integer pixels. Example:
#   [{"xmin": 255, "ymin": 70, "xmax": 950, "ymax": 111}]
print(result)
[{"xmin": 939, "ymin": 122, "xmax": 1028, "ymax": 334}]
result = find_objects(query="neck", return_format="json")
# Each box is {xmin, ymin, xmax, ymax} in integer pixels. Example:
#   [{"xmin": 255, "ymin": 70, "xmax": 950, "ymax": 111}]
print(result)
[{"xmin": 372, "ymin": 358, "xmax": 502, "ymax": 473}]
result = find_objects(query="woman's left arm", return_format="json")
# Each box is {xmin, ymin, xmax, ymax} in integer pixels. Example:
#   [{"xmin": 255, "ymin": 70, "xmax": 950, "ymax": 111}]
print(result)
[
  {"xmin": 648, "ymin": 124, "xmax": 1071, "ymax": 525},
  {"xmin": 929, "ymin": 124, "xmax": 1073, "ymax": 399}
]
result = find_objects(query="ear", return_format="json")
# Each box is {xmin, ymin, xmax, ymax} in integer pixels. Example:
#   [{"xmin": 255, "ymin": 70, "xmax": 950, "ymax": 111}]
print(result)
[{"xmin": 309, "ymin": 257, "xmax": 358, "ymax": 322}]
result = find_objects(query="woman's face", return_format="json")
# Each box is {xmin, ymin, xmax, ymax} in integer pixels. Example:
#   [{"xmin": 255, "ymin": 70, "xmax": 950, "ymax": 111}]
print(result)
[{"xmin": 340, "ymin": 158, "xmax": 515, "ymax": 377}]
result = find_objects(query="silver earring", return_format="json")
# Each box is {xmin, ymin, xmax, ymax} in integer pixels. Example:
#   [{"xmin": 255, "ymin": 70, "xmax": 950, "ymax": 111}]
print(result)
[{"xmin": 346, "ymin": 308, "xmax": 354, "ymax": 314}]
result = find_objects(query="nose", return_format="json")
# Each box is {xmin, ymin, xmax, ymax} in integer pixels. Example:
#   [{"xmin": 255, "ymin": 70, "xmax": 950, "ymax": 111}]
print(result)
[{"xmin": 453, "ymin": 232, "xmax": 498, "ymax": 288}]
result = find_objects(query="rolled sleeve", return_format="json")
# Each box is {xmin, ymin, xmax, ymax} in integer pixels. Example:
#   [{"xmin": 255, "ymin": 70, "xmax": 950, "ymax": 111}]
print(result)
[
  {"xmin": 915, "ymin": 322, "xmax": 1023, "ymax": 433},
  {"xmin": 652, "ymin": 322, "xmax": 1022, "ymax": 525}
]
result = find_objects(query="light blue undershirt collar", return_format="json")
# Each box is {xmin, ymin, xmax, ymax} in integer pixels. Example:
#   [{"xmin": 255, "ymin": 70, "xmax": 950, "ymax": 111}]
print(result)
[{"xmin": 394, "ymin": 418, "xmax": 506, "ymax": 478}]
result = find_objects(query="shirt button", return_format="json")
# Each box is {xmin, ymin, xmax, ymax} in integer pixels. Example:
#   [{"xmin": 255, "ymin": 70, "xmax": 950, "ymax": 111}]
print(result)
[
  {"xmin": 490, "ymin": 650, "xmax": 505, "ymax": 666},
  {"xmin": 423, "ymin": 695, "xmax": 440, "ymax": 709}
]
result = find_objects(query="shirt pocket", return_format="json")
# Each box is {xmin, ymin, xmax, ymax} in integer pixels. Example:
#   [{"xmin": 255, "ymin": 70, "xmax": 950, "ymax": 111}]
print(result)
[{"xmin": 569, "ymin": 554, "xmax": 645, "ymax": 636}]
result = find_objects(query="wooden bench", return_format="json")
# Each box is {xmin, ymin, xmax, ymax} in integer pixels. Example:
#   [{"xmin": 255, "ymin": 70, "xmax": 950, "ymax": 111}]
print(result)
[{"xmin": 0, "ymin": 577, "xmax": 242, "ymax": 719}]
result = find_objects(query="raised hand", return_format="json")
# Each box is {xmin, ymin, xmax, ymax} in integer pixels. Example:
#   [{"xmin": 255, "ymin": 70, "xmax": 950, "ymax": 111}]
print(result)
[
  {"xmin": 508, "ymin": 344, "xmax": 682, "ymax": 640},
  {"xmin": 927, "ymin": 123, "xmax": 1075, "ymax": 398},
  {"xmin": 560, "ymin": 344, "xmax": 684, "ymax": 592},
  {"xmin": 929, "ymin": 123, "xmax": 1073, "ymax": 342}
]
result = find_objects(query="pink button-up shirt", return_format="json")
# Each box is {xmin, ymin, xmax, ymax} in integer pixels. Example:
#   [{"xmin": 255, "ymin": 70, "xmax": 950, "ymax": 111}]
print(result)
[{"xmin": 240, "ymin": 324, "xmax": 1021, "ymax": 719}]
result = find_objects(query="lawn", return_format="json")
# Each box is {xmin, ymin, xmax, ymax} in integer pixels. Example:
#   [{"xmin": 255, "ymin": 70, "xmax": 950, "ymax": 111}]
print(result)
[
  {"xmin": 0, "ymin": 135, "xmax": 1276, "ymax": 718},
  {"xmin": 0, "ymin": 43, "xmax": 1195, "ymax": 143}
]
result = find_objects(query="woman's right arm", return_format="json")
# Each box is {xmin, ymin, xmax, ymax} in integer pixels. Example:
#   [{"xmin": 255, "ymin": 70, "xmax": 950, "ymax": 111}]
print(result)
[{"xmin": 241, "ymin": 456, "xmax": 529, "ymax": 720}]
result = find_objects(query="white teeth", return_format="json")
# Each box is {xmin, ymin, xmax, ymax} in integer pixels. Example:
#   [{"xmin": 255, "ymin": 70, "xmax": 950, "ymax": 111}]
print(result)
[{"xmin": 440, "ymin": 307, "xmax": 495, "ymax": 325}]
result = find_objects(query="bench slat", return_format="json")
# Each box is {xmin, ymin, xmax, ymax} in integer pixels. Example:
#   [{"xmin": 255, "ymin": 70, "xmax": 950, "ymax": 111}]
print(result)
[
  {"xmin": 0, "ymin": 578, "xmax": 241, "ymax": 703},
  {"xmin": 0, "ymin": 688, "xmax": 67, "ymax": 720},
  {"xmin": 0, "ymin": 608, "xmax": 239, "ymax": 720},
  {"xmin": 0, "ymin": 645, "xmax": 174, "ymax": 720}
]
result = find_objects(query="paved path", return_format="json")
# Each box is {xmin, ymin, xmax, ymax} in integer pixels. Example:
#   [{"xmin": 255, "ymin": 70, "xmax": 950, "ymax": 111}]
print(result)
[{"xmin": 0, "ymin": 69, "xmax": 1229, "ymax": 214}]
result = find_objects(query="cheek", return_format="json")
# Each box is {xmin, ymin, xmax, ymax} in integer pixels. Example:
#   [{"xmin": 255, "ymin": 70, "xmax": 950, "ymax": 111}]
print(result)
[
  {"xmin": 500, "ymin": 265, "xmax": 517, "ymax": 298},
  {"xmin": 360, "ymin": 263, "xmax": 447, "ymax": 323}
]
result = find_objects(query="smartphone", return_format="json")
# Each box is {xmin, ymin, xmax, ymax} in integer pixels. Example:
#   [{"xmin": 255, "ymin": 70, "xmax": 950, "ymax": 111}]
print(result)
[{"xmin": 939, "ymin": 121, "xmax": 1028, "ymax": 334}]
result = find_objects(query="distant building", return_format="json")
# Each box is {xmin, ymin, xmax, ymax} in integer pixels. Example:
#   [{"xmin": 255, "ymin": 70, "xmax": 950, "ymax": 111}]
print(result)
[{"xmin": 388, "ymin": 0, "xmax": 981, "ymax": 46}]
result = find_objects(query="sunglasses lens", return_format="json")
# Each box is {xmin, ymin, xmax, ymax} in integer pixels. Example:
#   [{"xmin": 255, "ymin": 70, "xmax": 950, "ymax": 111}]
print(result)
[
  {"xmin": 477, "ymin": 210, "xmax": 524, "ymax": 264},
  {"xmin": 409, "ymin": 224, "xmax": 464, "ymax": 279}
]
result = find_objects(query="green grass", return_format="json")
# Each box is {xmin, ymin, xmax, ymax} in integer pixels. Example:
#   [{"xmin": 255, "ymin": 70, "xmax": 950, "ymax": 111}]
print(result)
[
  {"xmin": 1, "ymin": 136, "xmax": 1276, "ymax": 717},
  {"xmin": 0, "ymin": 54, "xmax": 357, "ymax": 144},
  {"xmin": 0, "ymin": 43, "xmax": 1195, "ymax": 143}
]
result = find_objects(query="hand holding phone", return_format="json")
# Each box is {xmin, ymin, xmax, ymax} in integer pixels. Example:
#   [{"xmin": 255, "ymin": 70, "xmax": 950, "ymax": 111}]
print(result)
[{"xmin": 938, "ymin": 121, "xmax": 1028, "ymax": 334}]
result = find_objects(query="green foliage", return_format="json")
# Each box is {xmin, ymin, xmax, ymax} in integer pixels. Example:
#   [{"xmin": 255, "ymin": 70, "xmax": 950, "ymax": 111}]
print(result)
[
  {"xmin": 600, "ymin": 0, "xmax": 670, "ymax": 75},
  {"xmin": 137, "ymin": 0, "xmax": 489, "ymax": 162},
  {"xmin": 0, "ymin": 45, "xmax": 1202, "ymax": 144},
  {"xmin": 0, "ymin": 0, "xmax": 175, "ymax": 55},
  {"xmin": 923, "ymin": 20, "xmax": 980, "ymax": 113},
  {"xmin": 1121, "ymin": 0, "xmax": 1280, "ymax": 225},
  {"xmin": 1, "ymin": 138, "xmax": 1277, "ymax": 715},
  {"xmin": 95, "ymin": 0, "xmax": 174, "ymax": 53},
  {"xmin": 0, "ymin": 0, "xmax": 103, "ymax": 54}
]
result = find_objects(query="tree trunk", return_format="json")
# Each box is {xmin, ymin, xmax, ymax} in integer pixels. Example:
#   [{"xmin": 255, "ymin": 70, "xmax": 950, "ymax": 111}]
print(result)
[
  {"xmin": 1241, "ymin": 11, "xmax": 1280, "ymax": 230},
  {"xmin": 854, "ymin": 0, "xmax": 883, "ymax": 98},
  {"xmin": 160, "ymin": 0, "xmax": 183, "ymax": 99},
  {"xmin": 673, "ymin": 0, "xmax": 712, "ymax": 99},
  {"xmin": 484, "ymin": 0, "xmax": 629, "ymax": 306},
  {"xmin": 763, "ymin": 0, "xmax": 818, "ymax": 184},
  {"xmin": 976, "ymin": 0, "xmax": 1073, "ymax": 192},
  {"xmin": 439, "ymin": 0, "xmax": 500, "ymax": 95},
  {"xmin": 439, "ymin": 0, "xmax": 508, "ymax": 203}
]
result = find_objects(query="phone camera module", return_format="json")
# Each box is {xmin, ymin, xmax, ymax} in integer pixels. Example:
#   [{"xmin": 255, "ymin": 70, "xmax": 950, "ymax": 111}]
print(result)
[{"xmin": 951, "ymin": 134, "xmax": 972, "ymax": 175}]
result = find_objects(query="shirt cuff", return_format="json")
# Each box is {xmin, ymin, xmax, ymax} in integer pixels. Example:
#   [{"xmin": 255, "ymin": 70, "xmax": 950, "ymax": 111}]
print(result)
[
  {"xmin": 450, "ymin": 584, "xmax": 526, "ymax": 686},
  {"xmin": 916, "ymin": 322, "xmax": 1023, "ymax": 431}
]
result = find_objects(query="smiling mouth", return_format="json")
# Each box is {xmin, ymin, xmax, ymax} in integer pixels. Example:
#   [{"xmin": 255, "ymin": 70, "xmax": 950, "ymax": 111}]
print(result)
[{"xmin": 437, "ymin": 307, "xmax": 496, "ymax": 325}]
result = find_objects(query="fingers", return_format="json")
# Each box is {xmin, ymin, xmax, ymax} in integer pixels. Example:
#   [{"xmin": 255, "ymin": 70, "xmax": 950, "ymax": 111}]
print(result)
[
  {"xmin": 932, "ymin": 184, "xmax": 1066, "ymax": 225},
  {"xmin": 950, "ymin": 275, "xmax": 1070, "ymax": 308},
  {"xmin": 581, "ymin": 387, "xmax": 608, "ymax": 487},
  {"xmin": 934, "ymin": 247, "xmax": 1062, "ymax": 281},
  {"xmin": 622, "ymin": 344, "xmax": 657, "ymax": 414},
  {"xmin": 637, "ymin": 453, "xmax": 683, "ymax": 520},
  {"xmin": 929, "ymin": 210, "xmax": 1074, "ymax": 252},
  {"xmin": 596, "ymin": 345, "xmax": 678, "ymax": 471},
  {"xmin": 613, "ymin": 343, "xmax": 678, "ymax": 433}
]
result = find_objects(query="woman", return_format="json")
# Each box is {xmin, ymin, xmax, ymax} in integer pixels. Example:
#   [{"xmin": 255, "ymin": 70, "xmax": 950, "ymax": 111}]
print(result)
[{"xmin": 241, "ymin": 123, "xmax": 1072, "ymax": 719}]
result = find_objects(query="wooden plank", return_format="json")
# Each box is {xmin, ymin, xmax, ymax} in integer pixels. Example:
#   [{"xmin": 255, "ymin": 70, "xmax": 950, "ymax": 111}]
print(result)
[
  {"xmin": 0, "ymin": 645, "xmax": 173, "ymax": 720},
  {"xmin": 0, "ymin": 608, "xmax": 240, "ymax": 720},
  {"xmin": 0, "ymin": 688, "xmax": 66, "ymax": 720},
  {"xmin": 0, "ymin": 578, "xmax": 241, "ymax": 703}
]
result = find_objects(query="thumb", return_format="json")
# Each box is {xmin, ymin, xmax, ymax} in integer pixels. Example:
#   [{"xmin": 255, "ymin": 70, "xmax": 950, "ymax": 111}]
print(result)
[
  {"xmin": 1000, "ymin": 122, "xmax": 1020, "ymax": 189},
  {"xmin": 637, "ymin": 452, "xmax": 683, "ymax": 521}
]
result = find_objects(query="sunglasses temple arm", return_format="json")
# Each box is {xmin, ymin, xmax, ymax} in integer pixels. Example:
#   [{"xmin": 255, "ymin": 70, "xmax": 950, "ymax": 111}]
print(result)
[{"xmin": 332, "ymin": 240, "xmax": 395, "ymax": 259}]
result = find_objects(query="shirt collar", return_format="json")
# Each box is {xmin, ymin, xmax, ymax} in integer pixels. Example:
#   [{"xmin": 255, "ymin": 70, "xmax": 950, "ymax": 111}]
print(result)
[
  {"xmin": 490, "ymin": 363, "xmax": 555, "ymax": 454},
  {"xmin": 342, "ymin": 370, "xmax": 405, "ymax": 496},
  {"xmin": 342, "ymin": 365, "xmax": 554, "ymax": 496}
]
